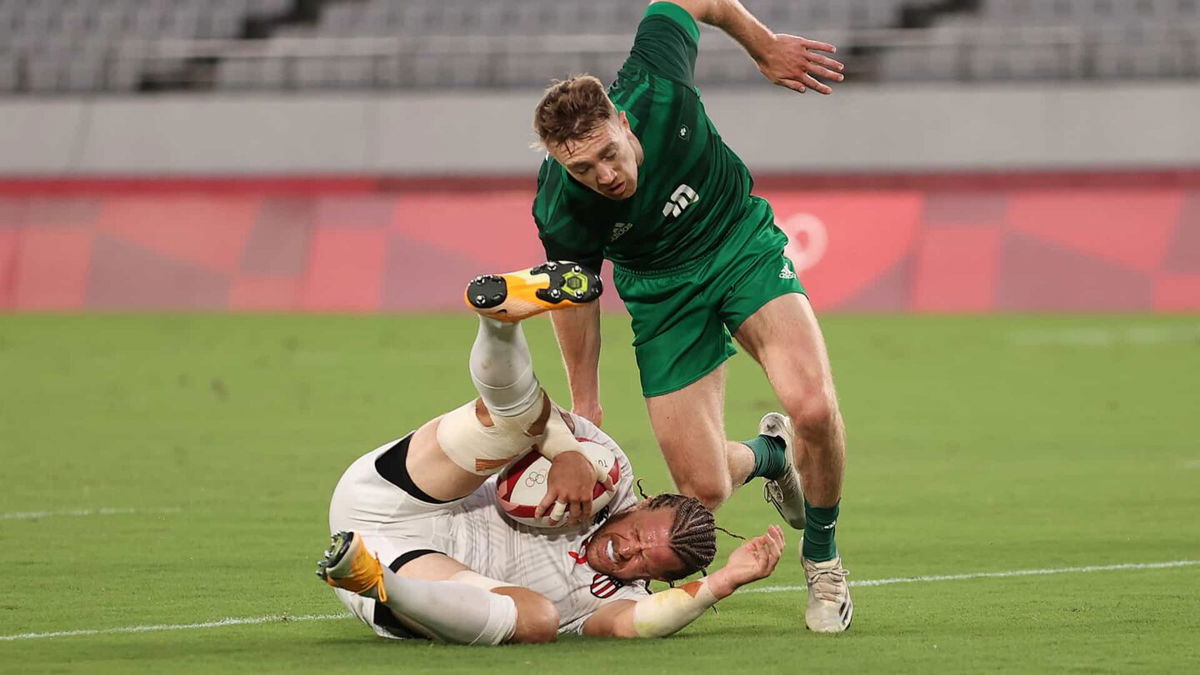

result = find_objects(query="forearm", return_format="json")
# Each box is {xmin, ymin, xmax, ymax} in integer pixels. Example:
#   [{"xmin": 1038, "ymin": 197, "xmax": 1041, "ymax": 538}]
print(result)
[
  {"xmin": 549, "ymin": 303, "xmax": 602, "ymax": 407},
  {"xmin": 614, "ymin": 576, "xmax": 730, "ymax": 638},
  {"xmin": 664, "ymin": 0, "xmax": 775, "ymax": 62}
]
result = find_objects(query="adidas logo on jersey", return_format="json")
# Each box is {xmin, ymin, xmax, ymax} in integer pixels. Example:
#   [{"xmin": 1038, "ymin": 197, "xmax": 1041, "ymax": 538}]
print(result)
[
  {"xmin": 662, "ymin": 184, "xmax": 699, "ymax": 218},
  {"xmin": 611, "ymin": 222, "xmax": 633, "ymax": 241},
  {"xmin": 779, "ymin": 263, "xmax": 797, "ymax": 280}
]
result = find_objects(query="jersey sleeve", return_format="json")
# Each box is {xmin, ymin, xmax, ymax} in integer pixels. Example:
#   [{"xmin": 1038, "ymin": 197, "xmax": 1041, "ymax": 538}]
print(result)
[
  {"xmin": 624, "ymin": 2, "xmax": 701, "ymax": 87},
  {"xmin": 533, "ymin": 160, "xmax": 607, "ymax": 272}
]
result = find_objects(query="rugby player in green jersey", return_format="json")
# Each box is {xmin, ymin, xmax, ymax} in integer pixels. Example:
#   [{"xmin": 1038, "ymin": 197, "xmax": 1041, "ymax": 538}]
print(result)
[{"xmin": 470, "ymin": 1, "xmax": 851, "ymax": 632}]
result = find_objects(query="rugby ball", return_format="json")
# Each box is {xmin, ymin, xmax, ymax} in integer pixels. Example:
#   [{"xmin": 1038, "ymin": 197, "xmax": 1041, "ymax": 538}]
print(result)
[{"xmin": 496, "ymin": 440, "xmax": 620, "ymax": 529}]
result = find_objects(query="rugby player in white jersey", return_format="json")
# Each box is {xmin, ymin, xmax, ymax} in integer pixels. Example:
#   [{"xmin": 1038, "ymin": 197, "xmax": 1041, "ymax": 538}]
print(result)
[{"xmin": 317, "ymin": 263, "xmax": 785, "ymax": 644}]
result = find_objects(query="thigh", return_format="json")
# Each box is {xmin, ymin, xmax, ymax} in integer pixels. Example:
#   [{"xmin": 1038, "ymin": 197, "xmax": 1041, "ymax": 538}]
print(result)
[
  {"xmin": 733, "ymin": 292, "xmax": 836, "ymax": 402},
  {"xmin": 717, "ymin": 220, "xmax": 807, "ymax": 337},
  {"xmin": 644, "ymin": 364, "xmax": 729, "ymax": 482},
  {"xmin": 616, "ymin": 268, "xmax": 736, "ymax": 398},
  {"xmin": 328, "ymin": 443, "xmax": 460, "ymax": 569}
]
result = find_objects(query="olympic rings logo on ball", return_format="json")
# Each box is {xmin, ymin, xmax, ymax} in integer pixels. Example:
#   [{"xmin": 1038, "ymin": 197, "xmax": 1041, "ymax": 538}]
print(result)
[{"xmin": 524, "ymin": 471, "xmax": 547, "ymax": 488}]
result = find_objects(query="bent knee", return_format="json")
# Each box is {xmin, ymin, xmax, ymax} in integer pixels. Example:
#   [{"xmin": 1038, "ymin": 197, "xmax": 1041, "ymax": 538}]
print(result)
[
  {"xmin": 784, "ymin": 389, "xmax": 840, "ymax": 439},
  {"xmin": 673, "ymin": 476, "xmax": 732, "ymax": 510},
  {"xmin": 499, "ymin": 587, "xmax": 559, "ymax": 644}
]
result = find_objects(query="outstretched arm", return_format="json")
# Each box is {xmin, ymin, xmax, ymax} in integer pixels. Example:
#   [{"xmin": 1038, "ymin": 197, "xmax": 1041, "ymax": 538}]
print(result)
[
  {"xmin": 582, "ymin": 525, "xmax": 785, "ymax": 638},
  {"xmin": 550, "ymin": 302, "xmax": 604, "ymax": 426},
  {"xmin": 652, "ymin": 0, "xmax": 845, "ymax": 93}
]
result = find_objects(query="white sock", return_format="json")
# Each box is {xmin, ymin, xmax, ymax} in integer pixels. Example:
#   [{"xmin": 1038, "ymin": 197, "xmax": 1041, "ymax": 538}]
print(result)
[
  {"xmin": 469, "ymin": 317, "xmax": 541, "ymax": 417},
  {"xmin": 377, "ymin": 568, "xmax": 518, "ymax": 645}
]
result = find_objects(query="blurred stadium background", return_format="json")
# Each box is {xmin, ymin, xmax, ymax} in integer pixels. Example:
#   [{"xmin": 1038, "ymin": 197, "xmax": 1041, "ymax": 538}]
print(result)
[
  {"xmin": 2, "ymin": 1, "xmax": 1198, "ymax": 671},
  {"xmin": 0, "ymin": 0, "xmax": 1197, "ymax": 311}
]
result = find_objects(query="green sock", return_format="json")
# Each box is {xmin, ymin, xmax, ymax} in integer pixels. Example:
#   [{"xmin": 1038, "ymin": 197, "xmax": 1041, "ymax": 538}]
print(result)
[
  {"xmin": 740, "ymin": 434, "xmax": 789, "ymax": 483},
  {"xmin": 802, "ymin": 500, "xmax": 840, "ymax": 562}
]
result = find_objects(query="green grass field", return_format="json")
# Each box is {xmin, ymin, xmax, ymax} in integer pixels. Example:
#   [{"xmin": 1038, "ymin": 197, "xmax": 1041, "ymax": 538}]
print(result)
[{"xmin": 2, "ymin": 314, "xmax": 1198, "ymax": 673}]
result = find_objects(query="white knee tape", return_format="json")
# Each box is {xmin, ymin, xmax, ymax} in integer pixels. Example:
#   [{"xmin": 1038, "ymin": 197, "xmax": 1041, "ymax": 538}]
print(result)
[{"xmin": 435, "ymin": 401, "xmax": 538, "ymax": 476}]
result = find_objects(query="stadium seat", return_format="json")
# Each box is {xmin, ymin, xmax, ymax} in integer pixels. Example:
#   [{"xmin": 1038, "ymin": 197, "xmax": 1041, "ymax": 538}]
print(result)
[{"xmin": 0, "ymin": 0, "xmax": 1197, "ymax": 92}]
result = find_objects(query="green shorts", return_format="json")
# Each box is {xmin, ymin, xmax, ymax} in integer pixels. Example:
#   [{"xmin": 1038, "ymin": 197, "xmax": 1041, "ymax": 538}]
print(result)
[{"xmin": 613, "ymin": 198, "xmax": 806, "ymax": 397}]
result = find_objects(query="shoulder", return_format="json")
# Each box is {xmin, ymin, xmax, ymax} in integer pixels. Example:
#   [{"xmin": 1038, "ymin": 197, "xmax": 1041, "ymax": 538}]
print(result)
[
  {"xmin": 643, "ymin": 2, "xmax": 701, "ymax": 43},
  {"xmin": 533, "ymin": 159, "xmax": 575, "ymax": 228},
  {"xmin": 619, "ymin": 2, "xmax": 702, "ymax": 89}
]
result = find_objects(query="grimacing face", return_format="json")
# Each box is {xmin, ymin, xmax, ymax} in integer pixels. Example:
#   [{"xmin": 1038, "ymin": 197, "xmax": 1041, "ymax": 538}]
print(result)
[
  {"xmin": 548, "ymin": 111, "xmax": 642, "ymax": 201},
  {"xmin": 585, "ymin": 504, "xmax": 685, "ymax": 582}
]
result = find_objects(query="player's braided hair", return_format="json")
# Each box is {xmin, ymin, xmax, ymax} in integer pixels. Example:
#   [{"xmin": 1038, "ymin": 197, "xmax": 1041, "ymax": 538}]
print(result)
[
  {"xmin": 532, "ymin": 74, "xmax": 617, "ymax": 150},
  {"xmin": 635, "ymin": 480, "xmax": 746, "ymax": 582}
]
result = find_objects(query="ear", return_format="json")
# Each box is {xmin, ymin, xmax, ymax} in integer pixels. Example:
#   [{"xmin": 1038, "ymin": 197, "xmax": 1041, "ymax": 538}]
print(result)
[{"xmin": 617, "ymin": 110, "xmax": 630, "ymax": 130}]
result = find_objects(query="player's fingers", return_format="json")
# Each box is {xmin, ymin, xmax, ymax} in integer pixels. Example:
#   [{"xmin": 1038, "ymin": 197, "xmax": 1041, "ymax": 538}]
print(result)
[
  {"xmin": 767, "ymin": 525, "xmax": 786, "ymax": 548},
  {"xmin": 808, "ymin": 52, "xmax": 845, "ymax": 71},
  {"xmin": 802, "ymin": 38, "xmax": 837, "ymax": 53},
  {"xmin": 778, "ymin": 78, "xmax": 806, "ymax": 93},
  {"xmin": 569, "ymin": 499, "xmax": 585, "ymax": 525},
  {"xmin": 807, "ymin": 63, "xmax": 844, "ymax": 81},
  {"xmin": 548, "ymin": 500, "xmax": 568, "ymax": 525},
  {"xmin": 601, "ymin": 475, "xmax": 616, "ymax": 494},
  {"xmin": 534, "ymin": 491, "xmax": 557, "ymax": 519},
  {"xmin": 764, "ymin": 532, "xmax": 780, "ymax": 551},
  {"xmin": 799, "ymin": 72, "xmax": 833, "ymax": 94}
]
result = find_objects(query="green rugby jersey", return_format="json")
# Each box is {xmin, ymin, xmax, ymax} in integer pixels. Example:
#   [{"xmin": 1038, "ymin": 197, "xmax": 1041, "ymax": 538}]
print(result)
[{"xmin": 533, "ymin": 2, "xmax": 759, "ymax": 274}]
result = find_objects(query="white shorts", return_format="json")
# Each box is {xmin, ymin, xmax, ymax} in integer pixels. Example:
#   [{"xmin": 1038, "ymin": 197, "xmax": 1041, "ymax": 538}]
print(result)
[{"xmin": 327, "ymin": 434, "xmax": 462, "ymax": 639}]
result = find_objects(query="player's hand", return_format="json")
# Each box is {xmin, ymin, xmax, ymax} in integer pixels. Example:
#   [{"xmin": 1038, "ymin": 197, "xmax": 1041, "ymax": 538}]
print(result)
[
  {"xmin": 536, "ymin": 450, "xmax": 596, "ymax": 526},
  {"xmin": 754, "ymin": 34, "xmax": 845, "ymax": 94},
  {"xmin": 573, "ymin": 400, "xmax": 604, "ymax": 428},
  {"xmin": 709, "ymin": 525, "xmax": 785, "ymax": 598}
]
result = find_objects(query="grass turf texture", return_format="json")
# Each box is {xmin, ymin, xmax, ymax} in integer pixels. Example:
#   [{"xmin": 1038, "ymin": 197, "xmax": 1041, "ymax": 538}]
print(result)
[{"xmin": 1, "ymin": 314, "xmax": 1198, "ymax": 673}]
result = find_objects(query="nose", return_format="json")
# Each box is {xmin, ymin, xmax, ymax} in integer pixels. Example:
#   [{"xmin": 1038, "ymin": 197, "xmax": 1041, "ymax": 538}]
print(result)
[
  {"xmin": 617, "ymin": 541, "xmax": 636, "ymax": 559},
  {"xmin": 597, "ymin": 165, "xmax": 617, "ymax": 185}
]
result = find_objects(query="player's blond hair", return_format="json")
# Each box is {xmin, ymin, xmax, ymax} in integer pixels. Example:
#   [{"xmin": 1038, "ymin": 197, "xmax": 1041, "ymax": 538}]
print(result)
[{"xmin": 532, "ymin": 75, "xmax": 616, "ymax": 150}]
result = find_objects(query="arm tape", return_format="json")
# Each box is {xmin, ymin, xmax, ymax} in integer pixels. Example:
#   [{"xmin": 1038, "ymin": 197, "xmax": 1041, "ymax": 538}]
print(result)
[
  {"xmin": 537, "ymin": 408, "xmax": 613, "ymax": 482},
  {"xmin": 632, "ymin": 579, "xmax": 719, "ymax": 638}
]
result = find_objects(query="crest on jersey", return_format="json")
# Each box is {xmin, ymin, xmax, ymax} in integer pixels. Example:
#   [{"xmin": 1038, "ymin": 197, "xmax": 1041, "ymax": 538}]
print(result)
[{"xmin": 590, "ymin": 573, "xmax": 625, "ymax": 598}]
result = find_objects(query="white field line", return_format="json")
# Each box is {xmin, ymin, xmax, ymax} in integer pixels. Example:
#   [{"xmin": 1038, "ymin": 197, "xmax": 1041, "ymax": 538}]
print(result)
[
  {"xmin": 2, "ymin": 560, "xmax": 1196, "ymax": 642},
  {"xmin": 0, "ymin": 507, "xmax": 182, "ymax": 520},
  {"xmin": 1010, "ymin": 326, "xmax": 1200, "ymax": 347},
  {"xmin": 743, "ymin": 559, "xmax": 1200, "ymax": 594},
  {"xmin": 0, "ymin": 614, "xmax": 350, "ymax": 642}
]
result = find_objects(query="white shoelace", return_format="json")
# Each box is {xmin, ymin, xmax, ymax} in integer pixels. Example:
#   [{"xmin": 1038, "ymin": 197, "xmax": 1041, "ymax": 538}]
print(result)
[{"xmin": 807, "ymin": 565, "xmax": 850, "ymax": 603}]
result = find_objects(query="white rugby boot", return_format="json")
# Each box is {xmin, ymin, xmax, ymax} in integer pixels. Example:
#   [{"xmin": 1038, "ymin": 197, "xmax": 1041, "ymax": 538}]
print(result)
[
  {"xmin": 316, "ymin": 531, "xmax": 388, "ymax": 601},
  {"xmin": 760, "ymin": 412, "xmax": 805, "ymax": 530},
  {"xmin": 802, "ymin": 552, "xmax": 853, "ymax": 633}
]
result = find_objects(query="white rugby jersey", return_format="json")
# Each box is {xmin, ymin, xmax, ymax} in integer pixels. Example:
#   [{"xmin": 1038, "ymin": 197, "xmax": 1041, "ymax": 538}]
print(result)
[{"xmin": 441, "ymin": 414, "xmax": 650, "ymax": 634}]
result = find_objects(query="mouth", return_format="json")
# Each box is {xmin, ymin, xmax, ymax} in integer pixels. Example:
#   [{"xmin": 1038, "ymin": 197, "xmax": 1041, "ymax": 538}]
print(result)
[
  {"xmin": 605, "ymin": 181, "xmax": 625, "ymax": 196},
  {"xmin": 605, "ymin": 539, "xmax": 616, "ymax": 565}
]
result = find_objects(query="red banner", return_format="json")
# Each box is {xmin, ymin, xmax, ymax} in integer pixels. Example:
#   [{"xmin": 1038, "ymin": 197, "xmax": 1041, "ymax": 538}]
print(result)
[{"xmin": 0, "ymin": 178, "xmax": 1196, "ymax": 312}]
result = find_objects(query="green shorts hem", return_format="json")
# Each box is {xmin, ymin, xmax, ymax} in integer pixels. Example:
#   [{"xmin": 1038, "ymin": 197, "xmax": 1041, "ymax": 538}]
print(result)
[
  {"xmin": 726, "ymin": 287, "xmax": 809, "ymax": 337},
  {"xmin": 640, "ymin": 345, "xmax": 736, "ymax": 399}
]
